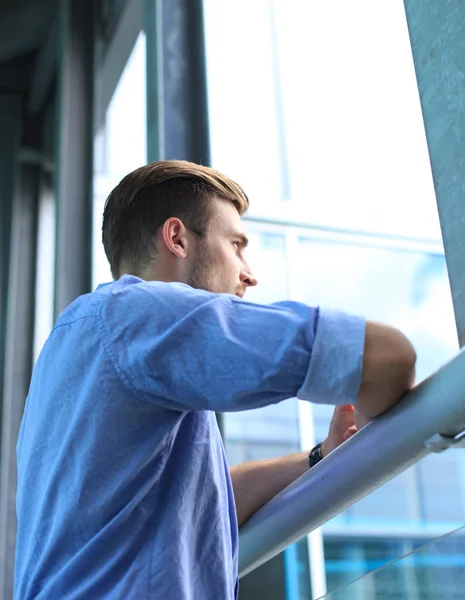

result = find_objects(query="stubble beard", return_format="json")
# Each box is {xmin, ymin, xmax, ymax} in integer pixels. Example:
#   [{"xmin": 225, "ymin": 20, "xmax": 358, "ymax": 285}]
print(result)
[{"xmin": 187, "ymin": 245, "xmax": 230, "ymax": 295}]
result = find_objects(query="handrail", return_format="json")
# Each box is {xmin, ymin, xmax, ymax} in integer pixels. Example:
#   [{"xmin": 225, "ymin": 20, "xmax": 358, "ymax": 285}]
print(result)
[{"xmin": 238, "ymin": 348, "xmax": 465, "ymax": 577}]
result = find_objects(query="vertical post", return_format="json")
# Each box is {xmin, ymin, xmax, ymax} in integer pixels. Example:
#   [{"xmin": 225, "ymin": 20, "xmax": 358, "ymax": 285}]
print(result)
[
  {"xmin": 0, "ymin": 95, "xmax": 21, "ymax": 427},
  {"xmin": 403, "ymin": 0, "xmax": 465, "ymax": 347},
  {"xmin": 283, "ymin": 542, "xmax": 300, "ymax": 599},
  {"xmin": 0, "ymin": 93, "xmax": 22, "ymax": 600},
  {"xmin": 145, "ymin": 0, "xmax": 210, "ymax": 164},
  {"xmin": 0, "ymin": 127, "xmax": 39, "ymax": 600},
  {"xmin": 55, "ymin": 0, "xmax": 94, "ymax": 316},
  {"xmin": 145, "ymin": 0, "xmax": 162, "ymax": 163}
]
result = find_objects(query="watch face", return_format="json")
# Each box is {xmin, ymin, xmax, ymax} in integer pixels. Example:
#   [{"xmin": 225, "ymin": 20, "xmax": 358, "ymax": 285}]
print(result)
[{"xmin": 309, "ymin": 444, "xmax": 323, "ymax": 468}]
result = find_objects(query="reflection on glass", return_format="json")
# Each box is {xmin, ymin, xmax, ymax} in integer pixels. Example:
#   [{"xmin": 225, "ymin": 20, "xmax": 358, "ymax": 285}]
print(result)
[{"xmin": 322, "ymin": 527, "xmax": 465, "ymax": 599}]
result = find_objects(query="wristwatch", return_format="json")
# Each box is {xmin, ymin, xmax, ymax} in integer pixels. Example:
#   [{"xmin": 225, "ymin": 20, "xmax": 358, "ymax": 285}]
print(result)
[{"xmin": 308, "ymin": 442, "xmax": 324, "ymax": 469}]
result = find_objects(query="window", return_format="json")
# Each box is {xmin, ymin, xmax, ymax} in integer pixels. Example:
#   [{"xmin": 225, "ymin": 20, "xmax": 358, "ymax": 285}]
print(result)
[
  {"xmin": 204, "ymin": 0, "xmax": 460, "ymax": 595},
  {"xmin": 93, "ymin": 31, "xmax": 147, "ymax": 287},
  {"xmin": 33, "ymin": 174, "xmax": 56, "ymax": 363}
]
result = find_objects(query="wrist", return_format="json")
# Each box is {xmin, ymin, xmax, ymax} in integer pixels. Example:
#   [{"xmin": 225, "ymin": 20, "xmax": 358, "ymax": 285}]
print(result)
[
  {"xmin": 308, "ymin": 442, "xmax": 324, "ymax": 468},
  {"xmin": 320, "ymin": 437, "xmax": 329, "ymax": 458}
]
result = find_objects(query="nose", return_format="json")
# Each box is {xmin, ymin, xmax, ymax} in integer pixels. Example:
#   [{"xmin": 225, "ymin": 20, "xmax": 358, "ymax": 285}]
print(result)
[{"xmin": 240, "ymin": 269, "xmax": 258, "ymax": 288}]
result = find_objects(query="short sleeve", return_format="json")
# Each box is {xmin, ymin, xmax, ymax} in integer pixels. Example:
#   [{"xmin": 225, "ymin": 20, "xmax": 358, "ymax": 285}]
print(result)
[
  {"xmin": 297, "ymin": 308, "xmax": 366, "ymax": 405},
  {"xmin": 98, "ymin": 277, "xmax": 365, "ymax": 412}
]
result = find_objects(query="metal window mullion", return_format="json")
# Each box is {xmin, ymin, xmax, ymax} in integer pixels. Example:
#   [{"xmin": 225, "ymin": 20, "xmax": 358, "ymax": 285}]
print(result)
[
  {"xmin": 145, "ymin": 0, "xmax": 210, "ymax": 164},
  {"xmin": 55, "ymin": 0, "xmax": 94, "ymax": 316},
  {"xmin": 403, "ymin": 0, "xmax": 465, "ymax": 347}
]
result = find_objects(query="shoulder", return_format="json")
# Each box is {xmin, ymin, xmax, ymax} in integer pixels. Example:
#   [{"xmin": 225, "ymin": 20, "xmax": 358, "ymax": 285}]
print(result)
[{"xmin": 101, "ymin": 275, "xmax": 217, "ymax": 316}]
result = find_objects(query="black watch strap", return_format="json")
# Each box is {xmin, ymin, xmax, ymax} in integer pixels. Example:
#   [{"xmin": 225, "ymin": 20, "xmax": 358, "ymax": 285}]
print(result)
[{"xmin": 308, "ymin": 442, "xmax": 323, "ymax": 469}]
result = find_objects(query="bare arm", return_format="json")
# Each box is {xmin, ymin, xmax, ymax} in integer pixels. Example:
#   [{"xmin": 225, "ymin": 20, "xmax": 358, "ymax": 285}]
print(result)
[
  {"xmin": 231, "ymin": 325, "xmax": 417, "ymax": 526},
  {"xmin": 357, "ymin": 321, "xmax": 416, "ymax": 419},
  {"xmin": 231, "ymin": 405, "xmax": 357, "ymax": 526},
  {"xmin": 230, "ymin": 451, "xmax": 309, "ymax": 527}
]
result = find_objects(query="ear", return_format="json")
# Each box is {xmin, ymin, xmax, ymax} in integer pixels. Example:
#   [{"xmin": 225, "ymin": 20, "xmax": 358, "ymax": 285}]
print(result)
[{"xmin": 161, "ymin": 218, "xmax": 189, "ymax": 259}]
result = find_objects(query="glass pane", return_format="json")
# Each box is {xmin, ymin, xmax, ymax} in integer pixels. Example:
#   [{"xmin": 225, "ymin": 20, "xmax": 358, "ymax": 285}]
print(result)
[
  {"xmin": 417, "ymin": 453, "xmax": 465, "ymax": 523},
  {"xmin": 93, "ymin": 31, "xmax": 147, "ymax": 287},
  {"xmin": 322, "ymin": 527, "xmax": 465, "ymax": 599},
  {"xmin": 33, "ymin": 174, "xmax": 56, "ymax": 363},
  {"xmin": 347, "ymin": 470, "xmax": 420, "ymax": 523},
  {"xmin": 34, "ymin": 98, "xmax": 56, "ymax": 363},
  {"xmin": 205, "ymin": 4, "xmax": 458, "ymax": 595},
  {"xmin": 204, "ymin": 0, "xmax": 285, "ymax": 218},
  {"xmin": 274, "ymin": 0, "xmax": 440, "ymax": 239},
  {"xmin": 204, "ymin": 0, "xmax": 441, "ymax": 241},
  {"xmin": 240, "ymin": 228, "xmax": 289, "ymax": 305},
  {"xmin": 298, "ymin": 236, "xmax": 462, "ymax": 584},
  {"xmin": 324, "ymin": 538, "xmax": 418, "ymax": 598},
  {"xmin": 298, "ymin": 238, "xmax": 457, "ymax": 383},
  {"xmin": 238, "ymin": 539, "xmax": 311, "ymax": 600}
]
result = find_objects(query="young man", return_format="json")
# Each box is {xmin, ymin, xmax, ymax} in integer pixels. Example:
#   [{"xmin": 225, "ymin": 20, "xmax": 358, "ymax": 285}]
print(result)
[{"xmin": 15, "ymin": 161, "xmax": 416, "ymax": 599}]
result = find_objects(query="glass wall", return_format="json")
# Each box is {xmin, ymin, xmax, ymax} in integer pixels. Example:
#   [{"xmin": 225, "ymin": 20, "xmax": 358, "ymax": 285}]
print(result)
[
  {"xmin": 323, "ymin": 527, "xmax": 465, "ymax": 599},
  {"xmin": 204, "ymin": 0, "xmax": 460, "ymax": 597}
]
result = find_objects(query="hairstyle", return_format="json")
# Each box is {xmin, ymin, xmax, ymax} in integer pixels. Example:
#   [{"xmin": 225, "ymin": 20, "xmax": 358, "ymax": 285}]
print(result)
[{"xmin": 102, "ymin": 160, "xmax": 249, "ymax": 279}]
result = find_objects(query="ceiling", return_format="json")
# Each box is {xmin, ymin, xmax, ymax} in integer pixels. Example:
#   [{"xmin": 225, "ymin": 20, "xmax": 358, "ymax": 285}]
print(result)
[{"xmin": 0, "ymin": 0, "xmax": 57, "ymax": 94}]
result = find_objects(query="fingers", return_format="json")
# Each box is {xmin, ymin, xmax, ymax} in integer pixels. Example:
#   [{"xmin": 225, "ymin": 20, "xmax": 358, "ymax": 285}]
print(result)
[
  {"xmin": 335, "ymin": 404, "xmax": 354, "ymax": 414},
  {"xmin": 343, "ymin": 425, "xmax": 358, "ymax": 440},
  {"xmin": 353, "ymin": 409, "xmax": 370, "ymax": 430},
  {"xmin": 331, "ymin": 404, "xmax": 354, "ymax": 425}
]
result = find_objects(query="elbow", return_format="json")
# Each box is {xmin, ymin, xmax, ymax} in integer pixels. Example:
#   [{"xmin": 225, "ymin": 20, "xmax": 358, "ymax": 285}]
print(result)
[
  {"xmin": 394, "ymin": 329, "xmax": 416, "ymax": 369},
  {"xmin": 362, "ymin": 322, "xmax": 417, "ymax": 382},
  {"xmin": 393, "ymin": 330, "xmax": 417, "ymax": 383},
  {"xmin": 357, "ymin": 323, "xmax": 417, "ymax": 419}
]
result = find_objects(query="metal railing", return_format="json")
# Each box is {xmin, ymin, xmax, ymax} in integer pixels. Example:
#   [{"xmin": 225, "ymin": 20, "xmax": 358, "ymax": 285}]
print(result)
[{"xmin": 239, "ymin": 348, "xmax": 465, "ymax": 577}]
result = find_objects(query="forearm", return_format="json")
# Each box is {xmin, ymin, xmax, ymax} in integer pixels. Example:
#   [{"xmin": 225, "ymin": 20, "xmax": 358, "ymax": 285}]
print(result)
[{"xmin": 230, "ymin": 451, "xmax": 309, "ymax": 527}]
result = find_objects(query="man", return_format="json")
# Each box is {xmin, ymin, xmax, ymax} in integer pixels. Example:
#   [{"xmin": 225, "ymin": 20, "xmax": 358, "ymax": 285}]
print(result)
[{"xmin": 15, "ymin": 160, "xmax": 416, "ymax": 599}]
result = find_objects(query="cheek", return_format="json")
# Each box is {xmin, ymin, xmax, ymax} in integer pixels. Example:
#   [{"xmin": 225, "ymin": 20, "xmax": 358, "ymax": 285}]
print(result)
[{"xmin": 216, "ymin": 248, "xmax": 241, "ymax": 281}]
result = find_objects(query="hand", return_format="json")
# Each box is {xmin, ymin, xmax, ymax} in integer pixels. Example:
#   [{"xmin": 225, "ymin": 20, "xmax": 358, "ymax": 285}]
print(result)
[
  {"xmin": 353, "ymin": 408, "xmax": 370, "ymax": 431},
  {"xmin": 320, "ymin": 405, "xmax": 369, "ymax": 458}
]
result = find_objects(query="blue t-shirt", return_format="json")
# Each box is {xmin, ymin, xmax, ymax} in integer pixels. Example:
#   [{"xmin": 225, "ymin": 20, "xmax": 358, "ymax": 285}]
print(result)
[{"xmin": 15, "ymin": 276, "xmax": 365, "ymax": 599}]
